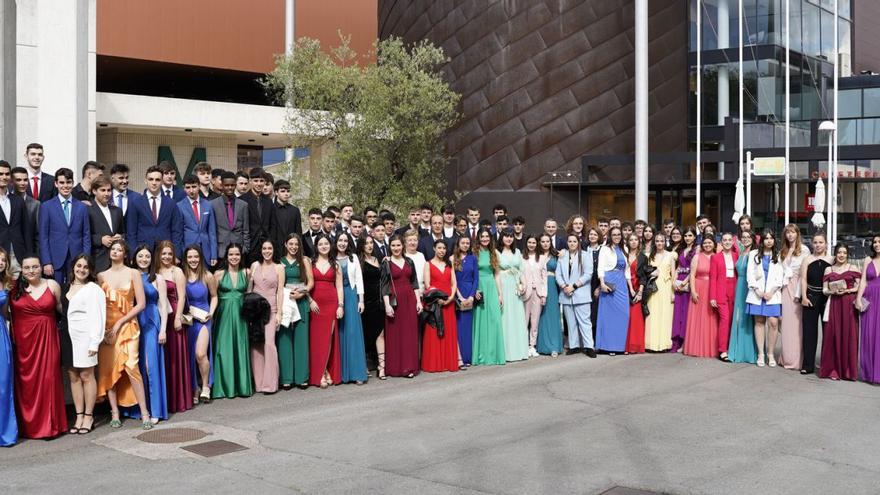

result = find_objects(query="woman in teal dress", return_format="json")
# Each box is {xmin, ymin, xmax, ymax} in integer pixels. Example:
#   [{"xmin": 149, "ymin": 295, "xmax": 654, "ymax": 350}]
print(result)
[
  {"xmin": 336, "ymin": 233, "xmax": 369, "ymax": 384},
  {"xmin": 536, "ymin": 234, "xmax": 562, "ymax": 355},
  {"xmin": 471, "ymin": 229, "xmax": 506, "ymax": 365},
  {"xmin": 279, "ymin": 234, "xmax": 312, "ymax": 389},
  {"xmin": 497, "ymin": 230, "xmax": 529, "ymax": 361},
  {"xmin": 211, "ymin": 244, "xmax": 254, "ymax": 399},
  {"xmin": 728, "ymin": 231, "xmax": 758, "ymax": 363}
]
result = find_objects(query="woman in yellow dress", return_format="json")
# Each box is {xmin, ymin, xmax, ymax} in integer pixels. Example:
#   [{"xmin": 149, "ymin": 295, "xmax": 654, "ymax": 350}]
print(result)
[
  {"xmin": 96, "ymin": 240, "xmax": 150, "ymax": 429},
  {"xmin": 645, "ymin": 234, "xmax": 675, "ymax": 351}
]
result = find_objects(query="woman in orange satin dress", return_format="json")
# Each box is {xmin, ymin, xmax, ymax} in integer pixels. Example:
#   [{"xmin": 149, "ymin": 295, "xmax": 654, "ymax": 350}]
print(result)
[{"xmin": 96, "ymin": 240, "xmax": 152, "ymax": 429}]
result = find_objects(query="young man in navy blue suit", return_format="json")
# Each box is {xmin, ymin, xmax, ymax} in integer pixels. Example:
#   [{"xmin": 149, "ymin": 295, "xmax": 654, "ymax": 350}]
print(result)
[
  {"xmin": 156, "ymin": 161, "xmax": 185, "ymax": 202},
  {"xmin": 178, "ymin": 174, "xmax": 217, "ymax": 267},
  {"xmin": 39, "ymin": 168, "xmax": 90, "ymax": 284},
  {"xmin": 23, "ymin": 143, "xmax": 57, "ymax": 202},
  {"xmin": 126, "ymin": 165, "xmax": 183, "ymax": 257}
]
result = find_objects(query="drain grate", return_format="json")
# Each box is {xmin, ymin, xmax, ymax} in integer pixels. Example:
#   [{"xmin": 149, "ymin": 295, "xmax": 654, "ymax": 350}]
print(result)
[
  {"xmin": 600, "ymin": 488, "xmax": 664, "ymax": 495},
  {"xmin": 136, "ymin": 427, "xmax": 209, "ymax": 444},
  {"xmin": 181, "ymin": 439, "xmax": 249, "ymax": 457}
]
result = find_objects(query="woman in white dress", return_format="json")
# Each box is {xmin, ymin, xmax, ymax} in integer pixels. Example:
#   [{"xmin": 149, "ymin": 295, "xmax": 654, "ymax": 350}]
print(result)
[
  {"xmin": 65, "ymin": 254, "xmax": 107, "ymax": 434},
  {"xmin": 404, "ymin": 230, "xmax": 426, "ymax": 293}
]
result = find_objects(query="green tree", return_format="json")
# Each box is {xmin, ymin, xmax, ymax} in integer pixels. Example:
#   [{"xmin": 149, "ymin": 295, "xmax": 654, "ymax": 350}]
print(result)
[{"xmin": 265, "ymin": 34, "xmax": 460, "ymax": 214}]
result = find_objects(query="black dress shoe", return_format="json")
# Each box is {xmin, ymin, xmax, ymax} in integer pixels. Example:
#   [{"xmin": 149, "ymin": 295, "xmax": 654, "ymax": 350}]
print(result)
[
  {"xmin": 585, "ymin": 348, "xmax": 597, "ymax": 358},
  {"xmin": 566, "ymin": 348, "xmax": 581, "ymax": 356}
]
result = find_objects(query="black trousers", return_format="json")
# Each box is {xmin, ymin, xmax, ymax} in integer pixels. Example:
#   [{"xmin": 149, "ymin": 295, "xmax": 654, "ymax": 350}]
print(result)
[{"xmin": 802, "ymin": 301, "xmax": 826, "ymax": 372}]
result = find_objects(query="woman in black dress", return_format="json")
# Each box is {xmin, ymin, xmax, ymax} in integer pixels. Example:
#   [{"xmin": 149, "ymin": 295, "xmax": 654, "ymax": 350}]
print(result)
[
  {"xmin": 800, "ymin": 233, "xmax": 832, "ymax": 374},
  {"xmin": 358, "ymin": 236, "xmax": 385, "ymax": 378}
]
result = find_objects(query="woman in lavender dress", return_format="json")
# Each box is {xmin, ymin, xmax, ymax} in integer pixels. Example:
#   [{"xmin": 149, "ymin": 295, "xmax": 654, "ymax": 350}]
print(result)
[
  {"xmin": 671, "ymin": 227, "xmax": 696, "ymax": 352},
  {"xmin": 856, "ymin": 236, "xmax": 880, "ymax": 383}
]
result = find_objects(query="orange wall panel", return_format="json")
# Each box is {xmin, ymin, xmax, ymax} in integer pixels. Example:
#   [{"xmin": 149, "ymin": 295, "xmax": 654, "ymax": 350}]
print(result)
[
  {"xmin": 97, "ymin": 0, "xmax": 285, "ymax": 74},
  {"xmin": 296, "ymin": 0, "xmax": 378, "ymax": 65}
]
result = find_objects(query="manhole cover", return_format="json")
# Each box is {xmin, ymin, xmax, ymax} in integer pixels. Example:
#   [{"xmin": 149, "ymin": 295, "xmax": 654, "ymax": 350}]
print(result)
[
  {"xmin": 136, "ymin": 427, "xmax": 209, "ymax": 444},
  {"xmin": 181, "ymin": 439, "xmax": 249, "ymax": 457},
  {"xmin": 600, "ymin": 488, "xmax": 664, "ymax": 495}
]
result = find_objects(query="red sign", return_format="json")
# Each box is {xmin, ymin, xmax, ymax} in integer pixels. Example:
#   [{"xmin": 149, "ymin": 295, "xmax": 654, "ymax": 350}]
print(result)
[{"xmin": 805, "ymin": 193, "xmax": 815, "ymax": 212}]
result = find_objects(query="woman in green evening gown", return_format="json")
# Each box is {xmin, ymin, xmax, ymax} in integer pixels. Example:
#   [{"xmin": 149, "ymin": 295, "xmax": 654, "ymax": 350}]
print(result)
[
  {"xmin": 471, "ymin": 229, "xmax": 506, "ymax": 365},
  {"xmin": 211, "ymin": 244, "xmax": 254, "ymax": 399},
  {"xmin": 279, "ymin": 234, "xmax": 313, "ymax": 389},
  {"xmin": 497, "ymin": 230, "xmax": 529, "ymax": 361}
]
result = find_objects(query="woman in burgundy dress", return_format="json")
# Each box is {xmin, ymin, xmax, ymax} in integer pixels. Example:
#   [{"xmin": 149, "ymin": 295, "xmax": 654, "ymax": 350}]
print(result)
[
  {"xmin": 156, "ymin": 240, "xmax": 192, "ymax": 412},
  {"xmin": 381, "ymin": 235, "xmax": 422, "ymax": 378},
  {"xmin": 9, "ymin": 255, "xmax": 68, "ymax": 438},
  {"xmin": 819, "ymin": 244, "xmax": 861, "ymax": 381},
  {"xmin": 309, "ymin": 235, "xmax": 342, "ymax": 388},
  {"xmin": 422, "ymin": 239, "xmax": 460, "ymax": 372}
]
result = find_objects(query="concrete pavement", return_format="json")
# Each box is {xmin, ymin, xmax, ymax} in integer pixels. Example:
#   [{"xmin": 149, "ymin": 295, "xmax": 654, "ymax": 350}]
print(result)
[{"xmin": 2, "ymin": 352, "xmax": 879, "ymax": 494}]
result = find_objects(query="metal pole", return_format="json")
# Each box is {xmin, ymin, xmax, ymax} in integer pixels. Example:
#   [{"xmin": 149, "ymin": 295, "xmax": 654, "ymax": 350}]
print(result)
[
  {"xmin": 746, "ymin": 151, "xmax": 752, "ymax": 217},
  {"xmin": 784, "ymin": 0, "xmax": 790, "ymax": 225},
  {"xmin": 696, "ymin": 0, "xmax": 702, "ymax": 217},
  {"xmin": 285, "ymin": 0, "xmax": 295, "ymax": 53},
  {"xmin": 827, "ymin": 131, "xmax": 833, "ymax": 240},
  {"xmin": 739, "ymin": 0, "xmax": 744, "ymax": 220},
  {"xmin": 635, "ymin": 0, "xmax": 649, "ymax": 221},
  {"xmin": 832, "ymin": 0, "xmax": 839, "ymax": 246}
]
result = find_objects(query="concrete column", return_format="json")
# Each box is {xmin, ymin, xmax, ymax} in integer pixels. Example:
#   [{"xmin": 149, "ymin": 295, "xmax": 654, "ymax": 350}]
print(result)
[
  {"xmin": 285, "ymin": 0, "xmax": 295, "ymax": 54},
  {"xmin": 16, "ymin": 0, "xmax": 94, "ymax": 175},
  {"xmin": 717, "ymin": 0, "xmax": 730, "ymax": 179},
  {"xmin": 0, "ymin": 0, "xmax": 15, "ymax": 160},
  {"xmin": 634, "ymin": 0, "xmax": 649, "ymax": 221}
]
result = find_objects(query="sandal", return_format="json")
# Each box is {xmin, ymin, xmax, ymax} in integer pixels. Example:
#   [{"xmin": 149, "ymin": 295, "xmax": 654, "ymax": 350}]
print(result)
[
  {"xmin": 199, "ymin": 387, "xmax": 212, "ymax": 404},
  {"xmin": 70, "ymin": 412, "xmax": 84, "ymax": 434},
  {"xmin": 768, "ymin": 356, "xmax": 777, "ymax": 367},
  {"xmin": 142, "ymin": 416, "xmax": 153, "ymax": 430},
  {"xmin": 109, "ymin": 412, "xmax": 122, "ymax": 429},
  {"xmin": 78, "ymin": 413, "xmax": 94, "ymax": 434},
  {"xmin": 378, "ymin": 351, "xmax": 387, "ymax": 380}
]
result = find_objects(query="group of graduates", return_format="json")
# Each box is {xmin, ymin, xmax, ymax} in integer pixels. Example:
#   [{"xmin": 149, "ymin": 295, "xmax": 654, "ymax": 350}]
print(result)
[{"xmin": 1, "ymin": 143, "xmax": 879, "ymax": 448}]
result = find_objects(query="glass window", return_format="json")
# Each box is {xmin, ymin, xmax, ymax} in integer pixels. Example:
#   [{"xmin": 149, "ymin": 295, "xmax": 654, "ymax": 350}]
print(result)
[
  {"xmin": 839, "ymin": 19, "xmax": 852, "ymax": 77},
  {"xmin": 802, "ymin": 3, "xmax": 821, "ymax": 58},
  {"xmin": 837, "ymin": 118, "xmax": 857, "ymax": 145},
  {"xmin": 838, "ymin": 89, "xmax": 861, "ymax": 118},
  {"xmin": 862, "ymin": 118, "xmax": 880, "ymax": 145},
  {"xmin": 864, "ymin": 88, "xmax": 880, "ymax": 117},
  {"xmin": 820, "ymin": 9, "xmax": 835, "ymax": 61}
]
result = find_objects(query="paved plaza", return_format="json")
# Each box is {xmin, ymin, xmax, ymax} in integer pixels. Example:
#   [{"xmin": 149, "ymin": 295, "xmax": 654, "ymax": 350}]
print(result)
[{"xmin": 2, "ymin": 352, "xmax": 879, "ymax": 494}]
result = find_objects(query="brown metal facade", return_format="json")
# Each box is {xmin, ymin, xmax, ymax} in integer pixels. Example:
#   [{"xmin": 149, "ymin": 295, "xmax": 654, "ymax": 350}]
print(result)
[{"xmin": 379, "ymin": 0, "xmax": 688, "ymax": 194}]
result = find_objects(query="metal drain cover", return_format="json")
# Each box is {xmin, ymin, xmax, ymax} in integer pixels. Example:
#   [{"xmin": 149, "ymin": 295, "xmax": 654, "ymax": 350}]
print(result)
[
  {"xmin": 600, "ymin": 488, "xmax": 664, "ymax": 495},
  {"xmin": 136, "ymin": 427, "xmax": 209, "ymax": 444},
  {"xmin": 181, "ymin": 439, "xmax": 249, "ymax": 457}
]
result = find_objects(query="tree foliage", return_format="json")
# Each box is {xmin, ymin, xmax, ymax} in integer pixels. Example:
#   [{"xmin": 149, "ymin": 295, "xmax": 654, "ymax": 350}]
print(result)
[{"xmin": 265, "ymin": 34, "xmax": 460, "ymax": 214}]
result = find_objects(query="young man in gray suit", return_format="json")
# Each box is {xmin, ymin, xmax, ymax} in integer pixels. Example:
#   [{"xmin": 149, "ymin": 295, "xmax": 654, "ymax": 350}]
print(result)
[{"xmin": 211, "ymin": 171, "xmax": 250, "ymax": 263}]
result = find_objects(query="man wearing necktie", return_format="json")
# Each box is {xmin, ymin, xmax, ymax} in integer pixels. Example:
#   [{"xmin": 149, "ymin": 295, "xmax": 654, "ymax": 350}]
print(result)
[
  {"xmin": 39, "ymin": 168, "xmax": 90, "ymax": 284},
  {"xmin": 466, "ymin": 206, "xmax": 481, "ymax": 241},
  {"xmin": 109, "ymin": 163, "xmax": 141, "ymax": 218},
  {"xmin": 179, "ymin": 175, "xmax": 218, "ymax": 267},
  {"xmin": 210, "ymin": 171, "xmax": 250, "ymax": 260},
  {"xmin": 126, "ymin": 165, "xmax": 183, "ymax": 257}
]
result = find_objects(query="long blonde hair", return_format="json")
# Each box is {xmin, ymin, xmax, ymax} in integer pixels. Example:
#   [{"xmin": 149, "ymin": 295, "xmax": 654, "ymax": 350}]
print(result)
[{"xmin": 780, "ymin": 223, "xmax": 803, "ymax": 260}]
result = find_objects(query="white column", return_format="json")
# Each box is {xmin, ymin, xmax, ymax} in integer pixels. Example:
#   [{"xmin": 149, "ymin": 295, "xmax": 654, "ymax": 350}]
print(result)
[
  {"xmin": 0, "ymin": 0, "xmax": 16, "ymax": 160},
  {"xmin": 16, "ymin": 0, "xmax": 94, "ymax": 175},
  {"xmin": 717, "ymin": 0, "xmax": 729, "ymax": 180},
  {"xmin": 285, "ymin": 0, "xmax": 295, "ymax": 54},
  {"xmin": 634, "ymin": 0, "xmax": 649, "ymax": 221},
  {"xmin": 831, "ymin": 0, "xmax": 839, "ymax": 246}
]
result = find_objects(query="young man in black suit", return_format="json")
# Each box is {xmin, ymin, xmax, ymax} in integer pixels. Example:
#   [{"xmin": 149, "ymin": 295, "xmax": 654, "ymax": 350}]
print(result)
[
  {"xmin": 273, "ymin": 179, "xmax": 302, "ymax": 248},
  {"xmin": 302, "ymin": 207, "xmax": 324, "ymax": 258},
  {"xmin": 23, "ymin": 143, "xmax": 57, "ymax": 202},
  {"xmin": 9, "ymin": 165, "xmax": 41, "ymax": 253},
  {"xmin": 87, "ymin": 177, "xmax": 124, "ymax": 272},
  {"xmin": 0, "ymin": 160, "xmax": 33, "ymax": 275},
  {"xmin": 239, "ymin": 168, "xmax": 277, "ymax": 263},
  {"xmin": 195, "ymin": 162, "xmax": 219, "ymax": 201},
  {"xmin": 395, "ymin": 206, "xmax": 425, "ymax": 237},
  {"xmin": 417, "ymin": 214, "xmax": 455, "ymax": 260},
  {"xmin": 157, "ymin": 161, "xmax": 186, "ymax": 202}
]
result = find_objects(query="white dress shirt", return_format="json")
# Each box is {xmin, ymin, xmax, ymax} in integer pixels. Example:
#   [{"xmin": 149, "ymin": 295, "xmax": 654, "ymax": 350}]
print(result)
[
  {"xmin": 114, "ymin": 189, "xmax": 129, "ymax": 215},
  {"xmin": 98, "ymin": 203, "xmax": 113, "ymax": 231}
]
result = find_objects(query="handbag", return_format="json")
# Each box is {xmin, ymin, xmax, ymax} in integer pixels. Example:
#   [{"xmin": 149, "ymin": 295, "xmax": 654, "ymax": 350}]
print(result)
[
  {"xmin": 456, "ymin": 297, "xmax": 474, "ymax": 311},
  {"xmin": 385, "ymin": 260, "xmax": 399, "ymax": 308},
  {"xmin": 857, "ymin": 297, "xmax": 870, "ymax": 313},
  {"xmin": 605, "ymin": 281, "xmax": 616, "ymax": 293}
]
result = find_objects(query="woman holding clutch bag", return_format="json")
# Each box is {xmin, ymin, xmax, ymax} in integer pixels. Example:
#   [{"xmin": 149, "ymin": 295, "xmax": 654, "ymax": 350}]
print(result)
[
  {"xmin": 182, "ymin": 245, "xmax": 218, "ymax": 403},
  {"xmin": 671, "ymin": 228, "xmax": 697, "ymax": 353},
  {"xmin": 856, "ymin": 236, "xmax": 880, "ymax": 383},
  {"xmin": 280, "ymin": 234, "xmax": 313, "ymax": 389},
  {"xmin": 596, "ymin": 227, "xmax": 629, "ymax": 355},
  {"xmin": 452, "ymin": 236, "xmax": 478, "ymax": 365},
  {"xmin": 820, "ymin": 244, "xmax": 861, "ymax": 381},
  {"xmin": 471, "ymin": 230, "xmax": 505, "ymax": 365},
  {"xmin": 624, "ymin": 234, "xmax": 646, "ymax": 354},
  {"xmin": 683, "ymin": 236, "xmax": 718, "ymax": 358}
]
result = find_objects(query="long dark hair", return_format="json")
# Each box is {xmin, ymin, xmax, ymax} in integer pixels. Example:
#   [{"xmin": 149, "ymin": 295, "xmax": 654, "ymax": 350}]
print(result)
[
  {"xmin": 258, "ymin": 239, "xmax": 278, "ymax": 264},
  {"xmin": 357, "ymin": 235, "xmax": 376, "ymax": 274},
  {"xmin": 0, "ymin": 247, "xmax": 12, "ymax": 288},
  {"xmin": 565, "ymin": 234, "xmax": 585, "ymax": 277},
  {"xmin": 538, "ymin": 233, "xmax": 558, "ymax": 258},
  {"xmin": 872, "ymin": 235, "xmax": 880, "ymax": 260},
  {"xmin": 473, "ymin": 228, "xmax": 499, "ymax": 273},
  {"xmin": 131, "ymin": 244, "xmax": 156, "ymax": 283},
  {"xmin": 183, "ymin": 245, "xmax": 209, "ymax": 283},
  {"xmin": 522, "ymin": 235, "xmax": 539, "ymax": 261},
  {"xmin": 312, "ymin": 234, "xmax": 337, "ymax": 270},
  {"xmin": 498, "ymin": 229, "xmax": 517, "ymax": 254},
  {"xmin": 669, "ymin": 226, "xmax": 683, "ymax": 252},
  {"xmin": 452, "ymin": 235, "xmax": 472, "ymax": 272},
  {"xmin": 604, "ymin": 226, "xmax": 626, "ymax": 251},
  {"xmin": 335, "ymin": 232, "xmax": 354, "ymax": 261},
  {"xmin": 223, "ymin": 243, "xmax": 245, "ymax": 272},
  {"xmin": 283, "ymin": 234, "xmax": 306, "ymax": 282},
  {"xmin": 754, "ymin": 229, "xmax": 779, "ymax": 265},
  {"xmin": 12, "ymin": 255, "xmax": 41, "ymax": 301},
  {"xmin": 649, "ymin": 233, "xmax": 667, "ymax": 263}
]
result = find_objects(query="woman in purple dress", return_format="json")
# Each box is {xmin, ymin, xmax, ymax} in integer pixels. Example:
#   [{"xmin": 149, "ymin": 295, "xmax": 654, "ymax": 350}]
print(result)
[
  {"xmin": 819, "ymin": 244, "xmax": 860, "ymax": 381},
  {"xmin": 671, "ymin": 227, "xmax": 696, "ymax": 352},
  {"xmin": 856, "ymin": 236, "xmax": 880, "ymax": 383}
]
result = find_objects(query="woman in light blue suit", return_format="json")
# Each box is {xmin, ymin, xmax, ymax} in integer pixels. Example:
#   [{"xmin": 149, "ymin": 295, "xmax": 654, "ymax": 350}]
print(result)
[{"xmin": 556, "ymin": 234, "xmax": 596, "ymax": 357}]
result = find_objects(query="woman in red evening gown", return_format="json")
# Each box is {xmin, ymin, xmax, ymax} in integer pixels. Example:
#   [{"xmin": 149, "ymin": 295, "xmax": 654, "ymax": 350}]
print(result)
[
  {"xmin": 156, "ymin": 241, "xmax": 192, "ymax": 412},
  {"xmin": 422, "ymin": 240, "xmax": 460, "ymax": 372},
  {"xmin": 624, "ymin": 234, "xmax": 646, "ymax": 354},
  {"xmin": 382, "ymin": 236, "xmax": 422, "ymax": 377},
  {"xmin": 309, "ymin": 235, "xmax": 342, "ymax": 388},
  {"xmin": 9, "ymin": 255, "xmax": 68, "ymax": 438}
]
